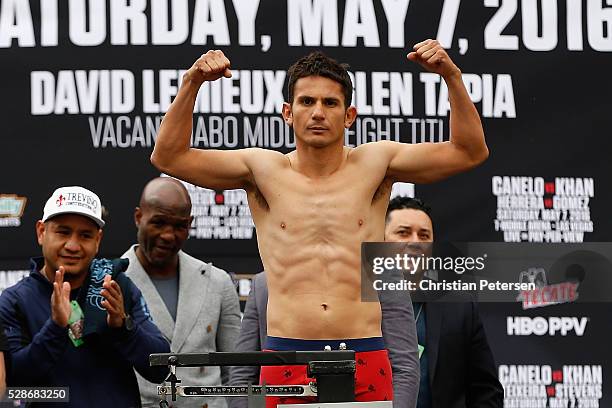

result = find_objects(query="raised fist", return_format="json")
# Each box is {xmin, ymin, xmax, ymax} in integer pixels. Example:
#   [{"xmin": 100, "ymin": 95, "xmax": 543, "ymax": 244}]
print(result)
[
  {"xmin": 185, "ymin": 50, "xmax": 232, "ymax": 85},
  {"xmin": 407, "ymin": 39, "xmax": 460, "ymax": 79}
]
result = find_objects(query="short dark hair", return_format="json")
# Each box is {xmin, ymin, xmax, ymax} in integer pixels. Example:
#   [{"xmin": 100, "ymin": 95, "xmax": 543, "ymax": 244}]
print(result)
[
  {"xmin": 287, "ymin": 51, "xmax": 353, "ymax": 108},
  {"xmin": 386, "ymin": 196, "xmax": 433, "ymax": 228}
]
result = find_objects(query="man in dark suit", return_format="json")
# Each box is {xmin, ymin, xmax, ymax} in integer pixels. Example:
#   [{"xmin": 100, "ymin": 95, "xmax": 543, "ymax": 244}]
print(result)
[
  {"xmin": 384, "ymin": 196, "xmax": 503, "ymax": 408},
  {"xmin": 229, "ymin": 271, "xmax": 420, "ymax": 408}
]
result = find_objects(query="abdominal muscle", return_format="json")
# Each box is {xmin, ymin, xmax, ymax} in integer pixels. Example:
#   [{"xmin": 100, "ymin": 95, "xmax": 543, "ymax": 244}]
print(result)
[
  {"xmin": 267, "ymin": 285, "xmax": 382, "ymax": 340},
  {"xmin": 262, "ymin": 220, "xmax": 383, "ymax": 340}
]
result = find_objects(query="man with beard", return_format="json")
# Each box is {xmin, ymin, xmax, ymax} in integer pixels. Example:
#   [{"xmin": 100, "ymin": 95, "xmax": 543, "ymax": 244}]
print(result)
[
  {"xmin": 384, "ymin": 196, "xmax": 503, "ymax": 408},
  {"xmin": 123, "ymin": 177, "xmax": 241, "ymax": 408}
]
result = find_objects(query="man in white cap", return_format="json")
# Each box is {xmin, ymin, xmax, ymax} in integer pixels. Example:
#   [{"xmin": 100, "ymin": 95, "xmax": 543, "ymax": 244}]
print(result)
[{"xmin": 0, "ymin": 186, "xmax": 171, "ymax": 408}]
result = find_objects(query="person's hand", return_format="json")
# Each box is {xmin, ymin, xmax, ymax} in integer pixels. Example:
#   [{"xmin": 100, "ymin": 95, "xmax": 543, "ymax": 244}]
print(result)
[
  {"xmin": 407, "ymin": 39, "xmax": 461, "ymax": 79},
  {"xmin": 51, "ymin": 266, "xmax": 72, "ymax": 327},
  {"xmin": 101, "ymin": 274, "xmax": 126, "ymax": 329},
  {"xmin": 184, "ymin": 50, "xmax": 232, "ymax": 85}
]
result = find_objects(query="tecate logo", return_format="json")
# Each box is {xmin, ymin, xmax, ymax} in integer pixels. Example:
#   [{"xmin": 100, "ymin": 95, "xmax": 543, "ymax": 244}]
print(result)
[{"xmin": 507, "ymin": 316, "xmax": 588, "ymax": 336}]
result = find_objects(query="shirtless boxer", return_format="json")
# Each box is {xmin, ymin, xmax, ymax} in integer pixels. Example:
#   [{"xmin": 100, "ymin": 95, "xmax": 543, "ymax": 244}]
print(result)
[{"xmin": 151, "ymin": 39, "xmax": 488, "ymax": 405}]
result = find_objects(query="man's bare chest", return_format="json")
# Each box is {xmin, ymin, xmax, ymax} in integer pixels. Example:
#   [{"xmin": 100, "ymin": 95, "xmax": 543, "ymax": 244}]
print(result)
[{"xmin": 248, "ymin": 166, "xmax": 391, "ymax": 229}]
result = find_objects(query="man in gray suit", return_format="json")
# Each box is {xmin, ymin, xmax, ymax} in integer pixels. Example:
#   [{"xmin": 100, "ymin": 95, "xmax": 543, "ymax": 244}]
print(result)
[
  {"xmin": 229, "ymin": 271, "xmax": 419, "ymax": 408},
  {"xmin": 124, "ymin": 177, "xmax": 241, "ymax": 408}
]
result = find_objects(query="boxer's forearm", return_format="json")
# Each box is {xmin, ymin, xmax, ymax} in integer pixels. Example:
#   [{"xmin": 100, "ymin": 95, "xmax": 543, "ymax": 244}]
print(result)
[{"xmin": 445, "ymin": 72, "xmax": 489, "ymax": 166}]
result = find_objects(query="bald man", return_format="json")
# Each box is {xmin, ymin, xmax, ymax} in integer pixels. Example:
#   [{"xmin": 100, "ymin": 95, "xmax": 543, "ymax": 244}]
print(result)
[{"xmin": 122, "ymin": 177, "xmax": 241, "ymax": 408}]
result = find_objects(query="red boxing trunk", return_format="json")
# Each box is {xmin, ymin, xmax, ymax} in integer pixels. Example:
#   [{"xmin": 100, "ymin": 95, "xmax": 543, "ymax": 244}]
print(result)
[{"xmin": 260, "ymin": 337, "xmax": 393, "ymax": 408}]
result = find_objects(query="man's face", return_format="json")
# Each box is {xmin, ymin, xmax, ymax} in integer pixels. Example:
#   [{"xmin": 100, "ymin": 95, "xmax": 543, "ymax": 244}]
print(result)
[
  {"xmin": 282, "ymin": 75, "xmax": 356, "ymax": 147},
  {"xmin": 36, "ymin": 214, "xmax": 102, "ymax": 278},
  {"xmin": 385, "ymin": 208, "xmax": 434, "ymax": 243},
  {"xmin": 385, "ymin": 208, "xmax": 434, "ymax": 276},
  {"xmin": 135, "ymin": 205, "xmax": 191, "ymax": 267}
]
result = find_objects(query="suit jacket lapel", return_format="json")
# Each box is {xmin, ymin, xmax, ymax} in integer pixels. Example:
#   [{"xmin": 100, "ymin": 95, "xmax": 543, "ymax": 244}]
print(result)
[
  {"xmin": 122, "ymin": 245, "xmax": 175, "ymax": 341},
  {"xmin": 171, "ymin": 251, "xmax": 208, "ymax": 352},
  {"xmin": 426, "ymin": 302, "xmax": 443, "ymax": 387}
]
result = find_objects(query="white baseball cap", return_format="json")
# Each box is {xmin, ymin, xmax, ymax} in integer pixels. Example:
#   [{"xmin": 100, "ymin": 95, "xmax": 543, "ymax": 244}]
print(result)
[{"xmin": 42, "ymin": 186, "xmax": 105, "ymax": 228}]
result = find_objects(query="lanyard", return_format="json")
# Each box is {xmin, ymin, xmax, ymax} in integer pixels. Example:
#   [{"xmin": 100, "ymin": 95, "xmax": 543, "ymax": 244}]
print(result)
[{"xmin": 414, "ymin": 303, "xmax": 424, "ymax": 323}]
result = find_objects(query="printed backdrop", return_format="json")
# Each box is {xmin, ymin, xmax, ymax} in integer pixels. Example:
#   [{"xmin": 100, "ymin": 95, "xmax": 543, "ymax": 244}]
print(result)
[{"xmin": 1, "ymin": 1, "xmax": 611, "ymax": 405}]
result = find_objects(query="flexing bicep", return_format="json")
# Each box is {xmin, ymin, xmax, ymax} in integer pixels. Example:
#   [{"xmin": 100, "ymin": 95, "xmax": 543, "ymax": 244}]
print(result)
[
  {"xmin": 155, "ymin": 148, "xmax": 258, "ymax": 190},
  {"xmin": 385, "ymin": 140, "xmax": 483, "ymax": 184}
]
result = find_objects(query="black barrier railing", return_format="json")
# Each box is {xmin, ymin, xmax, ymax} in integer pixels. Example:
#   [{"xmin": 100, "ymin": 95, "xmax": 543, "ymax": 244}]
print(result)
[{"xmin": 149, "ymin": 350, "xmax": 355, "ymax": 367}]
